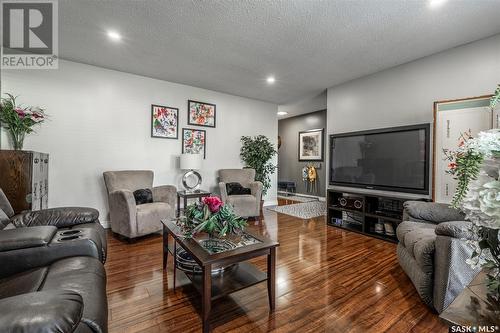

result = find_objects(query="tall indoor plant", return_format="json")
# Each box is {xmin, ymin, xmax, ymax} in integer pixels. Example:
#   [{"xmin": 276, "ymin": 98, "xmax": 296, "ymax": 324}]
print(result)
[
  {"xmin": 444, "ymin": 84, "xmax": 500, "ymax": 299},
  {"xmin": 0, "ymin": 94, "xmax": 46, "ymax": 150},
  {"xmin": 240, "ymin": 135, "xmax": 277, "ymax": 197}
]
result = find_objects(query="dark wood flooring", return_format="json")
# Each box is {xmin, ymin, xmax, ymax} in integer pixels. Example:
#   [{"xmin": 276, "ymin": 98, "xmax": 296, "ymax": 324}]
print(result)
[{"xmin": 106, "ymin": 200, "xmax": 447, "ymax": 332}]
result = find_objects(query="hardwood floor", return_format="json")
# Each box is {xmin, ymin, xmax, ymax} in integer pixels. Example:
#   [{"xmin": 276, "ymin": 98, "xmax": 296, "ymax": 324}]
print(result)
[{"xmin": 106, "ymin": 203, "xmax": 447, "ymax": 332}]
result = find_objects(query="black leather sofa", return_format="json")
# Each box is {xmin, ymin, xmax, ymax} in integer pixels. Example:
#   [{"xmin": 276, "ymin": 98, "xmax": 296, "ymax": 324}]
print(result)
[
  {"xmin": 0, "ymin": 188, "xmax": 107, "ymax": 263},
  {"xmin": 0, "ymin": 189, "xmax": 108, "ymax": 333}
]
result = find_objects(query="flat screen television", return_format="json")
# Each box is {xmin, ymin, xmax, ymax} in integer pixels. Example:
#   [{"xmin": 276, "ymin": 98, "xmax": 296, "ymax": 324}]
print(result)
[{"xmin": 329, "ymin": 124, "xmax": 430, "ymax": 195}]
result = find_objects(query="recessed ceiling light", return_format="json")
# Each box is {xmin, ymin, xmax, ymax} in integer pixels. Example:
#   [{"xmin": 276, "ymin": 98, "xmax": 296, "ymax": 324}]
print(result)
[
  {"xmin": 428, "ymin": 0, "xmax": 447, "ymax": 8},
  {"xmin": 266, "ymin": 76, "xmax": 276, "ymax": 84},
  {"xmin": 107, "ymin": 30, "xmax": 122, "ymax": 42},
  {"xmin": 277, "ymin": 111, "xmax": 288, "ymax": 116}
]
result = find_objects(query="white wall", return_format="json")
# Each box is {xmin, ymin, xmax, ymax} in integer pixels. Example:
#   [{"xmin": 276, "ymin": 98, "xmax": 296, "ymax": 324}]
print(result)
[
  {"xmin": 327, "ymin": 34, "xmax": 500, "ymax": 134},
  {"xmin": 327, "ymin": 33, "xmax": 500, "ymax": 195},
  {"xmin": 278, "ymin": 90, "xmax": 327, "ymax": 118},
  {"xmin": 1, "ymin": 60, "xmax": 278, "ymax": 224}
]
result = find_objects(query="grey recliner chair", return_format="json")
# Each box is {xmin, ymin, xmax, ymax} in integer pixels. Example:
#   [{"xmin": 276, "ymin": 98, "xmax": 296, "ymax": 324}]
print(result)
[
  {"xmin": 103, "ymin": 170, "xmax": 176, "ymax": 239},
  {"xmin": 396, "ymin": 201, "xmax": 480, "ymax": 313},
  {"xmin": 218, "ymin": 169, "xmax": 263, "ymax": 221}
]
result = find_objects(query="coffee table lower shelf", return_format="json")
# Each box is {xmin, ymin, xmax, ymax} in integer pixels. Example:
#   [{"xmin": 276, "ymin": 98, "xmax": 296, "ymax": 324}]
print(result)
[{"xmin": 184, "ymin": 262, "xmax": 267, "ymax": 301}]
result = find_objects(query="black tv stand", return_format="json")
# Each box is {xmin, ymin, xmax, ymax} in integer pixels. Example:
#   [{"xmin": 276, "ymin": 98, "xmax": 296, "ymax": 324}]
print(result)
[{"xmin": 326, "ymin": 189, "xmax": 428, "ymax": 243}]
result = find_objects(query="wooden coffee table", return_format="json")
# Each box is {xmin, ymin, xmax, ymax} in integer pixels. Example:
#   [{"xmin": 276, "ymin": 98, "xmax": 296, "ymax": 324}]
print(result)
[{"xmin": 162, "ymin": 219, "xmax": 279, "ymax": 333}]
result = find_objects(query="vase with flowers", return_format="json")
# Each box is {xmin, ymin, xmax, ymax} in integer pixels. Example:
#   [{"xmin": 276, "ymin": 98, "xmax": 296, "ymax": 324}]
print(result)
[
  {"xmin": 179, "ymin": 196, "xmax": 247, "ymax": 239},
  {"xmin": 444, "ymin": 86, "xmax": 500, "ymax": 299},
  {"xmin": 0, "ymin": 94, "xmax": 46, "ymax": 150}
]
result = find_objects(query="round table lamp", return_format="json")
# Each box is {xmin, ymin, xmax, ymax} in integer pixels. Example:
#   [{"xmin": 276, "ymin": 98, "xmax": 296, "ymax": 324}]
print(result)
[{"xmin": 180, "ymin": 153, "xmax": 202, "ymax": 192}]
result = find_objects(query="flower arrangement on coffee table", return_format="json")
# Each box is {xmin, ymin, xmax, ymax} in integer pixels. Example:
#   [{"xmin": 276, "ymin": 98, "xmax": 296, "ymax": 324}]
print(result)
[{"xmin": 180, "ymin": 196, "xmax": 247, "ymax": 238}]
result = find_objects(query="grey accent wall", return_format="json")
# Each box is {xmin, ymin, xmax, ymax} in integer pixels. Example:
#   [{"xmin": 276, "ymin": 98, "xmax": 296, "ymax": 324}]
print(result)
[
  {"xmin": 326, "ymin": 33, "xmax": 500, "ymax": 197},
  {"xmin": 278, "ymin": 110, "xmax": 327, "ymax": 197}
]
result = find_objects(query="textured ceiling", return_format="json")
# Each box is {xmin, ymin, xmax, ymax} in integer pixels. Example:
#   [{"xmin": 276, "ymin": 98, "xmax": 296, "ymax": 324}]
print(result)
[{"xmin": 58, "ymin": 0, "xmax": 500, "ymax": 104}]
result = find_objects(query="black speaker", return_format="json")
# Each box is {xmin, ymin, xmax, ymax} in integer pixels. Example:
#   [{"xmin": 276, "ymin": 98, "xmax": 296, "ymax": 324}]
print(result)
[{"xmin": 338, "ymin": 196, "xmax": 364, "ymax": 211}]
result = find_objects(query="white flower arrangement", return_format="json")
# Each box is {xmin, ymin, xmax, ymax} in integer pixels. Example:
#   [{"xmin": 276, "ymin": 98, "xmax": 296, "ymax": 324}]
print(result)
[{"xmin": 445, "ymin": 83, "xmax": 500, "ymax": 297}]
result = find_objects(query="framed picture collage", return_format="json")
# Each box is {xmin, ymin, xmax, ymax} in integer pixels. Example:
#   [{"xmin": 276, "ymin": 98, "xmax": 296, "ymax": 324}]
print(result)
[{"xmin": 151, "ymin": 100, "xmax": 216, "ymax": 159}]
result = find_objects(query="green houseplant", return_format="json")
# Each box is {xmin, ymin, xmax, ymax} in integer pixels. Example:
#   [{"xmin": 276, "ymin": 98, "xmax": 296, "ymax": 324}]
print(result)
[
  {"xmin": 240, "ymin": 135, "xmax": 277, "ymax": 197},
  {"xmin": 0, "ymin": 94, "xmax": 46, "ymax": 150}
]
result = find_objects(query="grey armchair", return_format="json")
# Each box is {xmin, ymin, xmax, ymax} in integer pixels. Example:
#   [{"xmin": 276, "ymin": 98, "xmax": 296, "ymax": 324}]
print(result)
[
  {"xmin": 218, "ymin": 169, "xmax": 263, "ymax": 221},
  {"xmin": 396, "ymin": 201, "xmax": 480, "ymax": 313},
  {"xmin": 103, "ymin": 170, "xmax": 176, "ymax": 239}
]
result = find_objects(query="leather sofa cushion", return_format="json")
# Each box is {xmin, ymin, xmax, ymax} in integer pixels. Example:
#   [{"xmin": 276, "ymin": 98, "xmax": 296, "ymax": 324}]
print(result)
[
  {"xmin": 0, "ymin": 290, "xmax": 84, "ymax": 333},
  {"xmin": 133, "ymin": 188, "xmax": 154, "ymax": 205},
  {"xmin": 0, "ymin": 189, "xmax": 14, "ymax": 218},
  {"xmin": 0, "ymin": 267, "xmax": 48, "ymax": 299},
  {"xmin": 0, "ymin": 226, "xmax": 57, "ymax": 251},
  {"xmin": 226, "ymin": 182, "xmax": 251, "ymax": 196},
  {"xmin": 42, "ymin": 257, "xmax": 107, "ymax": 333},
  {"xmin": 0, "ymin": 209, "xmax": 10, "ymax": 230},
  {"xmin": 11, "ymin": 207, "xmax": 100, "ymax": 228}
]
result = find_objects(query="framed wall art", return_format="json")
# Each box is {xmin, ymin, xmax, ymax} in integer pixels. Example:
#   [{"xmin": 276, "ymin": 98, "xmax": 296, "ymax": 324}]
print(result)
[
  {"xmin": 182, "ymin": 128, "xmax": 206, "ymax": 159},
  {"xmin": 151, "ymin": 104, "xmax": 179, "ymax": 139},
  {"xmin": 298, "ymin": 128, "xmax": 324, "ymax": 161},
  {"xmin": 188, "ymin": 100, "xmax": 216, "ymax": 128}
]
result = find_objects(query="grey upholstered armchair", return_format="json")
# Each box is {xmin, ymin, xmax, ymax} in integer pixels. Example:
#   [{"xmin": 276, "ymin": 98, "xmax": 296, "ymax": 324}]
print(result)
[
  {"xmin": 103, "ymin": 170, "xmax": 176, "ymax": 239},
  {"xmin": 396, "ymin": 201, "xmax": 480, "ymax": 313},
  {"xmin": 218, "ymin": 169, "xmax": 263, "ymax": 221}
]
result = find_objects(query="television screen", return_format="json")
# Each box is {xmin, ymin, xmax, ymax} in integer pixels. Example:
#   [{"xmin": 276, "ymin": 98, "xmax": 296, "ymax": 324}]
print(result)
[{"xmin": 329, "ymin": 124, "xmax": 429, "ymax": 194}]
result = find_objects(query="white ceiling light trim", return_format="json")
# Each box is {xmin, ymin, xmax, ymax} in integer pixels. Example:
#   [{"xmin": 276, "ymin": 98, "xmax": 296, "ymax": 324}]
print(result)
[
  {"xmin": 428, "ymin": 0, "xmax": 448, "ymax": 8},
  {"xmin": 107, "ymin": 30, "xmax": 122, "ymax": 42}
]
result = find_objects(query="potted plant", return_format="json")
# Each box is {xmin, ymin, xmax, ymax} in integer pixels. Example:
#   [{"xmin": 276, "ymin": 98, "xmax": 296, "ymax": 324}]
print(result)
[
  {"xmin": 0, "ymin": 94, "xmax": 46, "ymax": 150},
  {"xmin": 181, "ymin": 196, "xmax": 247, "ymax": 238},
  {"xmin": 444, "ymin": 84, "xmax": 500, "ymax": 300},
  {"xmin": 240, "ymin": 135, "xmax": 277, "ymax": 211}
]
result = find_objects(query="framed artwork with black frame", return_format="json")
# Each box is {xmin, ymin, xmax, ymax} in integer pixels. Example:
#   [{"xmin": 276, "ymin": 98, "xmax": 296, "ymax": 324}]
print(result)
[
  {"xmin": 298, "ymin": 128, "xmax": 324, "ymax": 161},
  {"xmin": 151, "ymin": 104, "xmax": 179, "ymax": 139},
  {"xmin": 182, "ymin": 128, "xmax": 206, "ymax": 159},
  {"xmin": 187, "ymin": 100, "xmax": 216, "ymax": 128}
]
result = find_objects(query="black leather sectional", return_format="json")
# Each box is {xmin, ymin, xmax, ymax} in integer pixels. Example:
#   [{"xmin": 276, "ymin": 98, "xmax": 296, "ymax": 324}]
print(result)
[{"xmin": 0, "ymin": 188, "xmax": 108, "ymax": 333}]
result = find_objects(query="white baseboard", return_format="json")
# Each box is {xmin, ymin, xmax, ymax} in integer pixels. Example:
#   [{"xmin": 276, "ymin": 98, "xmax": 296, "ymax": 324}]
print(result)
[
  {"xmin": 277, "ymin": 192, "xmax": 326, "ymax": 201},
  {"xmin": 100, "ymin": 220, "xmax": 110, "ymax": 229},
  {"xmin": 264, "ymin": 200, "xmax": 278, "ymax": 207}
]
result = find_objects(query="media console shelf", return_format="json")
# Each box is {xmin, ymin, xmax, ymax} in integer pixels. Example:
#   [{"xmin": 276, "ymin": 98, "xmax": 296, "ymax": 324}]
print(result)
[{"xmin": 326, "ymin": 189, "xmax": 428, "ymax": 243}]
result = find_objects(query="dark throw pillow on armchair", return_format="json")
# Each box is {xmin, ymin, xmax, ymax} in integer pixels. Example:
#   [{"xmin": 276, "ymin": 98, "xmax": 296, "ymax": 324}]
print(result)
[
  {"xmin": 226, "ymin": 182, "xmax": 251, "ymax": 196},
  {"xmin": 133, "ymin": 189, "xmax": 153, "ymax": 205}
]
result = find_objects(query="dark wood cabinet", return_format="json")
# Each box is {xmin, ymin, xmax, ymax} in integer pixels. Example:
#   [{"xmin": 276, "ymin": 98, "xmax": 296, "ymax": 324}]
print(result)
[{"xmin": 0, "ymin": 150, "xmax": 49, "ymax": 214}]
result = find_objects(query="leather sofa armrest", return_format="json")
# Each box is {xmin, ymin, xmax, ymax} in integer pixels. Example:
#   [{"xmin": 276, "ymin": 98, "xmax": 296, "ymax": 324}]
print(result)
[
  {"xmin": 0, "ymin": 226, "xmax": 57, "ymax": 251},
  {"xmin": 11, "ymin": 207, "xmax": 99, "ymax": 228},
  {"xmin": 403, "ymin": 201, "xmax": 465, "ymax": 223},
  {"xmin": 434, "ymin": 221, "xmax": 478, "ymax": 240},
  {"xmin": 153, "ymin": 185, "xmax": 177, "ymax": 206},
  {"xmin": 0, "ymin": 290, "xmax": 83, "ymax": 333}
]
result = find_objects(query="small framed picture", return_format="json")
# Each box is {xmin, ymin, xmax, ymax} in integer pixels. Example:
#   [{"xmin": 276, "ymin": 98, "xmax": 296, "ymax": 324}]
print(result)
[
  {"xmin": 298, "ymin": 129, "xmax": 324, "ymax": 161},
  {"xmin": 188, "ymin": 100, "xmax": 216, "ymax": 128},
  {"xmin": 151, "ymin": 104, "xmax": 179, "ymax": 139},
  {"xmin": 182, "ymin": 128, "xmax": 206, "ymax": 159}
]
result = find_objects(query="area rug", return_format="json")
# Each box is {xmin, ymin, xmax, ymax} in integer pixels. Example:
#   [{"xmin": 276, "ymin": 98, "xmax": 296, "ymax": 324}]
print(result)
[{"xmin": 267, "ymin": 201, "xmax": 326, "ymax": 219}]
